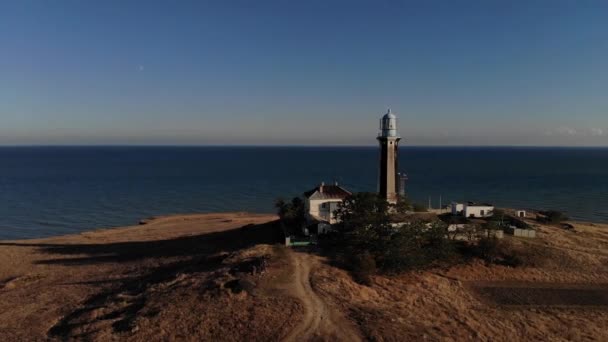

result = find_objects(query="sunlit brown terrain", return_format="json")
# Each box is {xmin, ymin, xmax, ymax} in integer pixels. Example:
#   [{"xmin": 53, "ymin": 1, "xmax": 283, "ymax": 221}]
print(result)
[{"xmin": 1, "ymin": 213, "xmax": 608, "ymax": 341}]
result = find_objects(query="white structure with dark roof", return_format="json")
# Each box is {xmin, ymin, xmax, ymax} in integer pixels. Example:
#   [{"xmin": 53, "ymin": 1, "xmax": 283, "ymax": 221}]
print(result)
[{"xmin": 304, "ymin": 182, "xmax": 352, "ymax": 225}]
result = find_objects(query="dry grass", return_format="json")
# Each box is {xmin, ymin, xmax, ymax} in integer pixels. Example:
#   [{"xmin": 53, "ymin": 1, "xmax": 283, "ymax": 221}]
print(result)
[
  {"xmin": 0, "ymin": 213, "xmax": 303, "ymax": 341},
  {"xmin": 2, "ymin": 214, "xmax": 608, "ymax": 341},
  {"xmin": 309, "ymin": 220, "xmax": 608, "ymax": 341}
]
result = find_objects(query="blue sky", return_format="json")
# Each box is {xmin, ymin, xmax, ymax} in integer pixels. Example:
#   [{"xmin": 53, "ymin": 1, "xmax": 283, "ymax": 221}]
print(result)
[{"xmin": 1, "ymin": 1, "xmax": 608, "ymax": 146}]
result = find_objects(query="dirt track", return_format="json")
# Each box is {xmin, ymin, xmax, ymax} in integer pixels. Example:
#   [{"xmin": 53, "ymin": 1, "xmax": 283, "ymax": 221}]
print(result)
[{"xmin": 284, "ymin": 251, "xmax": 361, "ymax": 342}]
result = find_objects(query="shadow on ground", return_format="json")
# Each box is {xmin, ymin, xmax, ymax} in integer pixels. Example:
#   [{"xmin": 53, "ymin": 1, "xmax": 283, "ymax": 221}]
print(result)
[
  {"xmin": 1, "ymin": 221, "xmax": 283, "ymax": 265},
  {"xmin": 0, "ymin": 220, "xmax": 283, "ymax": 339}
]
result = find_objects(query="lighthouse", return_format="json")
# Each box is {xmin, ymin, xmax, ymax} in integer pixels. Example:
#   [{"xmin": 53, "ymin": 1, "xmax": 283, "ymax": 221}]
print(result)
[{"xmin": 377, "ymin": 109, "xmax": 401, "ymax": 204}]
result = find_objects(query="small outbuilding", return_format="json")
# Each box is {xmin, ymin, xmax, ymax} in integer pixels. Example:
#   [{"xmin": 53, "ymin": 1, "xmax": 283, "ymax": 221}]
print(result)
[
  {"xmin": 452, "ymin": 202, "xmax": 495, "ymax": 218},
  {"xmin": 464, "ymin": 202, "xmax": 494, "ymax": 218}
]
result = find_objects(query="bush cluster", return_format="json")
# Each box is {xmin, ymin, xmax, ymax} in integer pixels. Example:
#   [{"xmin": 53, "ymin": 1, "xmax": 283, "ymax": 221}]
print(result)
[
  {"xmin": 275, "ymin": 197, "xmax": 306, "ymax": 235},
  {"xmin": 538, "ymin": 210, "xmax": 569, "ymax": 224},
  {"xmin": 473, "ymin": 236, "xmax": 548, "ymax": 267},
  {"xmin": 320, "ymin": 193, "xmax": 543, "ymax": 285},
  {"xmin": 328, "ymin": 193, "xmax": 456, "ymax": 283}
]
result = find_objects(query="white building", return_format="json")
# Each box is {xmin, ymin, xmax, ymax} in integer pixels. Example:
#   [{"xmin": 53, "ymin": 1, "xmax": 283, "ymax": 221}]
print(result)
[
  {"xmin": 452, "ymin": 202, "xmax": 494, "ymax": 218},
  {"xmin": 451, "ymin": 202, "xmax": 464, "ymax": 215},
  {"xmin": 464, "ymin": 202, "xmax": 494, "ymax": 218},
  {"xmin": 304, "ymin": 182, "xmax": 351, "ymax": 234}
]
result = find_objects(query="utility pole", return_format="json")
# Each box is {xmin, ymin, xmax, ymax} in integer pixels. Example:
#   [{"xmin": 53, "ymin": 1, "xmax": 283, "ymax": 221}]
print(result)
[
  {"xmin": 428, "ymin": 196, "xmax": 432, "ymax": 210},
  {"xmin": 439, "ymin": 195, "xmax": 442, "ymax": 212}
]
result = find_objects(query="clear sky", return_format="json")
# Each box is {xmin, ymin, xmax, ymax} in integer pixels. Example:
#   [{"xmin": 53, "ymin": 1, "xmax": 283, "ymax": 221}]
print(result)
[{"xmin": 1, "ymin": 1, "xmax": 608, "ymax": 146}]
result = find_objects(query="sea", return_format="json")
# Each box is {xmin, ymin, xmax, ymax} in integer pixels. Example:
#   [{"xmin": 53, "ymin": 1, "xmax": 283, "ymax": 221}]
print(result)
[{"xmin": 0, "ymin": 146, "xmax": 607, "ymax": 240}]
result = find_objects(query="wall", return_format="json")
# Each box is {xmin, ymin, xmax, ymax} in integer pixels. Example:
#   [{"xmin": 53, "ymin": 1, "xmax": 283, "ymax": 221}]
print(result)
[
  {"xmin": 506, "ymin": 227, "xmax": 537, "ymax": 238},
  {"xmin": 451, "ymin": 203, "xmax": 464, "ymax": 215},
  {"xmin": 464, "ymin": 206, "xmax": 494, "ymax": 218},
  {"xmin": 307, "ymin": 198, "xmax": 344, "ymax": 224}
]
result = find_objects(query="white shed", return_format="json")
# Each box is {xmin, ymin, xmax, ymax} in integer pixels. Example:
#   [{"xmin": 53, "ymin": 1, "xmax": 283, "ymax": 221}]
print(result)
[{"xmin": 463, "ymin": 202, "xmax": 494, "ymax": 218}]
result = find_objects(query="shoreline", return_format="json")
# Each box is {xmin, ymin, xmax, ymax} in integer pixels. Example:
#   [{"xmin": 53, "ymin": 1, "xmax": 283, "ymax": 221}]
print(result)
[
  {"xmin": 0, "ymin": 211, "xmax": 278, "ymax": 243},
  {"xmin": 2, "ymin": 208, "xmax": 605, "ymax": 243}
]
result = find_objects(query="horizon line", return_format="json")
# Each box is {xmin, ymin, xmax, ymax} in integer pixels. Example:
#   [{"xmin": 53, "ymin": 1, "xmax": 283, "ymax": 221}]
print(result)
[{"xmin": 1, "ymin": 144, "xmax": 608, "ymax": 149}]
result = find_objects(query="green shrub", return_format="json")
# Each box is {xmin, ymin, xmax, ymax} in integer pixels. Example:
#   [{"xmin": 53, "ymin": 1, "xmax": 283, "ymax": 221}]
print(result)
[
  {"xmin": 476, "ymin": 236, "xmax": 502, "ymax": 264},
  {"xmin": 474, "ymin": 237, "xmax": 549, "ymax": 267},
  {"xmin": 372, "ymin": 221, "xmax": 455, "ymax": 272},
  {"xmin": 330, "ymin": 193, "xmax": 456, "ymax": 275},
  {"xmin": 275, "ymin": 197, "xmax": 306, "ymax": 235}
]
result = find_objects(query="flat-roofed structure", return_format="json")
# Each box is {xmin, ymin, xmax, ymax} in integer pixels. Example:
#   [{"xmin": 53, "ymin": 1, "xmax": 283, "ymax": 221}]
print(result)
[{"xmin": 452, "ymin": 202, "xmax": 495, "ymax": 218}]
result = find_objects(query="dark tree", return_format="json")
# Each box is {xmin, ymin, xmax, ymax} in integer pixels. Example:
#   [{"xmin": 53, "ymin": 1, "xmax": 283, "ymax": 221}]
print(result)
[
  {"xmin": 392, "ymin": 195, "xmax": 411, "ymax": 214},
  {"xmin": 539, "ymin": 210, "xmax": 569, "ymax": 224},
  {"xmin": 330, "ymin": 192, "xmax": 455, "ymax": 274},
  {"xmin": 275, "ymin": 197, "xmax": 306, "ymax": 226},
  {"xmin": 333, "ymin": 192, "xmax": 392, "ymax": 257}
]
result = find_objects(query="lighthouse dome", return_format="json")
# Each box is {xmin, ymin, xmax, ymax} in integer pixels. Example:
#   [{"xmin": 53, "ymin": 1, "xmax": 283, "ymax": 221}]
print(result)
[
  {"xmin": 383, "ymin": 108, "xmax": 396, "ymax": 120},
  {"xmin": 379, "ymin": 108, "xmax": 399, "ymax": 138}
]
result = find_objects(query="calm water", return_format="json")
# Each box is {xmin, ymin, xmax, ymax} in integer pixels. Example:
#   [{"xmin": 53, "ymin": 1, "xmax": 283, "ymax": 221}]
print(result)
[{"xmin": 0, "ymin": 146, "xmax": 607, "ymax": 239}]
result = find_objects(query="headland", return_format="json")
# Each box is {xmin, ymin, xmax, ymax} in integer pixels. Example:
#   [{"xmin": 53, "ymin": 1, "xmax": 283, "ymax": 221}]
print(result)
[{"xmin": 1, "ymin": 211, "xmax": 608, "ymax": 341}]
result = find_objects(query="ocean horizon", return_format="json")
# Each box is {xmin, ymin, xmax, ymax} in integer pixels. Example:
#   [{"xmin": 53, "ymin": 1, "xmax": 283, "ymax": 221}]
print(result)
[{"xmin": 1, "ymin": 145, "xmax": 607, "ymax": 240}]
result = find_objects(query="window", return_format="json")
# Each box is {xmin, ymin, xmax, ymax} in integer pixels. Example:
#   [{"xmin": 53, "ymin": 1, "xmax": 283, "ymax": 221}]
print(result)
[
  {"xmin": 480, "ymin": 210, "xmax": 485, "ymax": 216},
  {"xmin": 321, "ymin": 203, "xmax": 327, "ymax": 209}
]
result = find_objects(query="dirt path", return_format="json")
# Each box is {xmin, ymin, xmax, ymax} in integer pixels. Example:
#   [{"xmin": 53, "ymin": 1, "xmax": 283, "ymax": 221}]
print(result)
[{"xmin": 284, "ymin": 251, "xmax": 361, "ymax": 342}]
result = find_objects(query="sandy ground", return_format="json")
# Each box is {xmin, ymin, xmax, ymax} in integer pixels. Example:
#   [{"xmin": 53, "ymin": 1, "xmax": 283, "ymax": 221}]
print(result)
[{"xmin": 2, "ymin": 214, "xmax": 608, "ymax": 341}]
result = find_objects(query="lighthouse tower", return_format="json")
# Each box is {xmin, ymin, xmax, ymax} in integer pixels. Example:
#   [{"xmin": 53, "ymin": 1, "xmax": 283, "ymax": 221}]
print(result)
[{"xmin": 377, "ymin": 109, "xmax": 401, "ymax": 204}]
